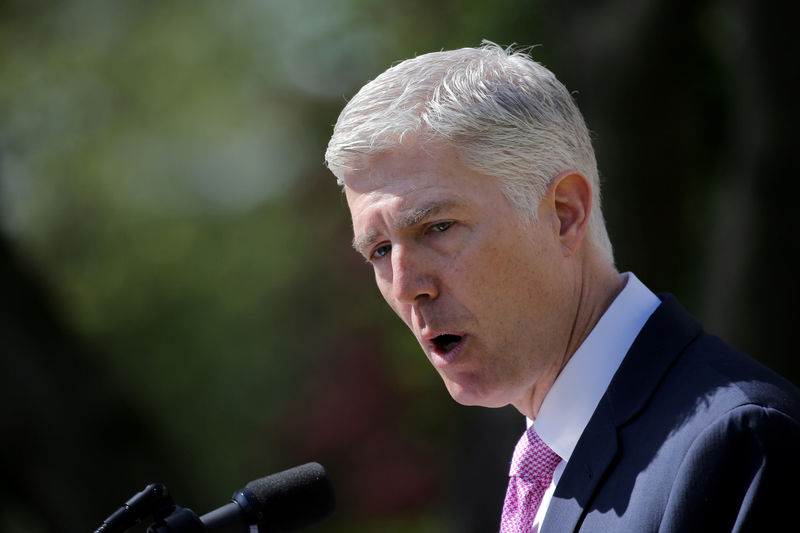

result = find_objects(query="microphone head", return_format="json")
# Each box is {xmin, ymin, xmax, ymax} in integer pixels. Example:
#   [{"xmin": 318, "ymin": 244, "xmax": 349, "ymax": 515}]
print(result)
[{"xmin": 245, "ymin": 462, "xmax": 335, "ymax": 532}]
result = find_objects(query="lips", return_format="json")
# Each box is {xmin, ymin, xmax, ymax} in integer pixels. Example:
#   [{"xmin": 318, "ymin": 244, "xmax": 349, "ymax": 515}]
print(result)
[
  {"xmin": 426, "ymin": 331, "xmax": 466, "ymax": 365},
  {"xmin": 433, "ymin": 334, "xmax": 462, "ymax": 353}
]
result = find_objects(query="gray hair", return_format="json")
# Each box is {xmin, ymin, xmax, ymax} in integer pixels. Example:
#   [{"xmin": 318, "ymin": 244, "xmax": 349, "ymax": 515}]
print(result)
[{"xmin": 325, "ymin": 42, "xmax": 613, "ymax": 263}]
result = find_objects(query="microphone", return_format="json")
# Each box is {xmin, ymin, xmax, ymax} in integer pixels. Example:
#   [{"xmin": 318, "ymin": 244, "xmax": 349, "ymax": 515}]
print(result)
[
  {"xmin": 95, "ymin": 463, "xmax": 335, "ymax": 533},
  {"xmin": 199, "ymin": 462, "xmax": 335, "ymax": 533}
]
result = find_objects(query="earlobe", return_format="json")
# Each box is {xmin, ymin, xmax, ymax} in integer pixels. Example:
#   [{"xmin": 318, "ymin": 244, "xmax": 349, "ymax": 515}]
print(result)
[{"xmin": 550, "ymin": 171, "xmax": 592, "ymax": 256}]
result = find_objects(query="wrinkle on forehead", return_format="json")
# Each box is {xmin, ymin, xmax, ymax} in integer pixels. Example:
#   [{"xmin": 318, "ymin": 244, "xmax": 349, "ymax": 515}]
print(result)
[
  {"xmin": 341, "ymin": 140, "xmax": 459, "ymax": 194},
  {"xmin": 343, "ymin": 141, "xmax": 480, "ymax": 257}
]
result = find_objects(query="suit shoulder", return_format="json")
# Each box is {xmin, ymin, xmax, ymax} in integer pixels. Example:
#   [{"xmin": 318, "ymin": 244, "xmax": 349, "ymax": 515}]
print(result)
[{"xmin": 673, "ymin": 331, "xmax": 800, "ymax": 421}]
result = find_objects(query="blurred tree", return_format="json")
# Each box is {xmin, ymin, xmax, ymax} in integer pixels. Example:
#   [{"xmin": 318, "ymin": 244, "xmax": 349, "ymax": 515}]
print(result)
[
  {"xmin": 0, "ymin": 232, "xmax": 183, "ymax": 533},
  {"xmin": 541, "ymin": 0, "xmax": 799, "ymax": 381}
]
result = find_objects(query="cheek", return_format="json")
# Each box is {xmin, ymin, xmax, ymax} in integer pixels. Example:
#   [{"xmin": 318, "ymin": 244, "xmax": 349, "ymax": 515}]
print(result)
[
  {"xmin": 454, "ymin": 238, "xmax": 512, "ymax": 289},
  {"xmin": 374, "ymin": 271, "xmax": 393, "ymax": 305},
  {"xmin": 458, "ymin": 239, "xmax": 542, "ymax": 316},
  {"xmin": 373, "ymin": 271, "xmax": 410, "ymax": 321}
]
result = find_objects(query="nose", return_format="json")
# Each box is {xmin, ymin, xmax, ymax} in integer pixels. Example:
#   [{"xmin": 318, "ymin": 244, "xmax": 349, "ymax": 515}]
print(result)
[{"xmin": 390, "ymin": 245, "xmax": 439, "ymax": 305}]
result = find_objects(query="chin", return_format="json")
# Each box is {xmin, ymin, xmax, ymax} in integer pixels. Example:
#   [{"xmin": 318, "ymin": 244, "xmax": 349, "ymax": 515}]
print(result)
[{"xmin": 444, "ymin": 380, "xmax": 508, "ymax": 408}]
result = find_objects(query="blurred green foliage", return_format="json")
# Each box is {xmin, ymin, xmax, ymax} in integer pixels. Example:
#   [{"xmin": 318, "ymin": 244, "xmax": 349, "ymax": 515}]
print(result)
[{"xmin": 1, "ymin": 1, "xmax": 529, "ymax": 531}]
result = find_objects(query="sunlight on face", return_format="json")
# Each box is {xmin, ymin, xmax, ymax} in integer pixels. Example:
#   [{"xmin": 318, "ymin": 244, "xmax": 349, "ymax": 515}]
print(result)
[{"xmin": 343, "ymin": 142, "xmax": 575, "ymax": 410}]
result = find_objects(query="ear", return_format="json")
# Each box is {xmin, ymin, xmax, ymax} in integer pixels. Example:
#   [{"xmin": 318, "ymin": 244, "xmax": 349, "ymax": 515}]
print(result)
[{"xmin": 549, "ymin": 171, "xmax": 592, "ymax": 256}]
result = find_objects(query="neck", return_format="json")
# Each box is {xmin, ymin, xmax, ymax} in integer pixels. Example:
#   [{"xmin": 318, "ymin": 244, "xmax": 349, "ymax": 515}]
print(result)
[{"xmin": 516, "ymin": 254, "xmax": 625, "ymax": 421}]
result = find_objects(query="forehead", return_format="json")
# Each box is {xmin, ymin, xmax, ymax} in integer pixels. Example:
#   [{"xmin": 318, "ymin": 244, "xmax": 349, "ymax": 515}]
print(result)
[
  {"xmin": 343, "ymin": 142, "xmax": 464, "ymax": 194},
  {"xmin": 341, "ymin": 142, "xmax": 514, "ymax": 251},
  {"xmin": 342, "ymin": 143, "xmax": 486, "ymax": 222}
]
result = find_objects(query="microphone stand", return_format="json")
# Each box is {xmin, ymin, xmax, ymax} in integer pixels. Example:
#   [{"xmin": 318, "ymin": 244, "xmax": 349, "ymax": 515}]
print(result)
[
  {"xmin": 94, "ymin": 482, "xmax": 176, "ymax": 533},
  {"xmin": 94, "ymin": 462, "xmax": 335, "ymax": 533},
  {"xmin": 95, "ymin": 483, "xmax": 260, "ymax": 533},
  {"xmin": 147, "ymin": 504, "xmax": 205, "ymax": 533}
]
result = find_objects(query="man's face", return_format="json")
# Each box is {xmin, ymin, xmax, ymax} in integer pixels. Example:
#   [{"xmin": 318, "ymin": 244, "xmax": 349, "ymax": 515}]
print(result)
[{"xmin": 343, "ymin": 142, "xmax": 575, "ymax": 410}]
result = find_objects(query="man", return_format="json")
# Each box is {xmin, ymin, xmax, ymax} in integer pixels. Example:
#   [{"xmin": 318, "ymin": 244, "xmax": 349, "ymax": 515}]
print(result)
[{"xmin": 324, "ymin": 43, "xmax": 800, "ymax": 532}]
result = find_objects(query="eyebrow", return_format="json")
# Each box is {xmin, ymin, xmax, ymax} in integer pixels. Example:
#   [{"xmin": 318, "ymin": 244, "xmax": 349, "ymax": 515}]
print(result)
[{"xmin": 351, "ymin": 200, "xmax": 460, "ymax": 256}]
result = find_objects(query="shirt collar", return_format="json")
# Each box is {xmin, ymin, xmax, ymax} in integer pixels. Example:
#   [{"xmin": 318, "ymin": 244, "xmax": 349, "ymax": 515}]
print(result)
[{"xmin": 530, "ymin": 272, "xmax": 661, "ymax": 461}]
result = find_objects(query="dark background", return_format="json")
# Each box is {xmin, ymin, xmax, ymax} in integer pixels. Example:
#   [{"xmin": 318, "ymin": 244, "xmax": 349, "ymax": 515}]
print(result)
[{"xmin": 1, "ymin": 1, "xmax": 797, "ymax": 532}]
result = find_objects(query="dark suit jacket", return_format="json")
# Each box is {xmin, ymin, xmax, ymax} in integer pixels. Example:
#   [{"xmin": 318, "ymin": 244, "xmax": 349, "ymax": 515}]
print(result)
[{"xmin": 541, "ymin": 294, "xmax": 800, "ymax": 532}]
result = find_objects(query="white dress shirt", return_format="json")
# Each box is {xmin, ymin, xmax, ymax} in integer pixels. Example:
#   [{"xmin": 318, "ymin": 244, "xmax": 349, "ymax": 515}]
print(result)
[{"xmin": 526, "ymin": 272, "xmax": 661, "ymax": 532}]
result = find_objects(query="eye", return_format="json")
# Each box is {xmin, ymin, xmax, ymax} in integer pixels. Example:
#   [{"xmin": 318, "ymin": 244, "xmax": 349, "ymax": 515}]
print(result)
[
  {"xmin": 370, "ymin": 243, "xmax": 391, "ymax": 260},
  {"xmin": 430, "ymin": 221, "xmax": 454, "ymax": 233}
]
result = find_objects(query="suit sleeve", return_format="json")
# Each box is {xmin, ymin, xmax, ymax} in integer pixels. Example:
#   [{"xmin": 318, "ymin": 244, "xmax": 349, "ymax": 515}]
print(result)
[{"xmin": 658, "ymin": 404, "xmax": 800, "ymax": 532}]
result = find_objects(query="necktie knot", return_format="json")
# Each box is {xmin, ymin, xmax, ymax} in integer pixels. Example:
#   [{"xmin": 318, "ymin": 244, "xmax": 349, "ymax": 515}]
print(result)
[
  {"xmin": 500, "ymin": 426, "xmax": 562, "ymax": 533},
  {"xmin": 509, "ymin": 426, "xmax": 561, "ymax": 483}
]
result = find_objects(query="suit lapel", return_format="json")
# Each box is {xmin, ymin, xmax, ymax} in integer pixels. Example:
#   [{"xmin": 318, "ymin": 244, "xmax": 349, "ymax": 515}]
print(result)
[
  {"xmin": 541, "ymin": 398, "xmax": 618, "ymax": 533},
  {"xmin": 541, "ymin": 295, "xmax": 702, "ymax": 533},
  {"xmin": 605, "ymin": 295, "xmax": 702, "ymax": 426}
]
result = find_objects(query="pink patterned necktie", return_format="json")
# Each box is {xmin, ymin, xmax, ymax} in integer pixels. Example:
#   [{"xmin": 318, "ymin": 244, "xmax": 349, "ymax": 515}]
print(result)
[{"xmin": 499, "ymin": 426, "xmax": 562, "ymax": 533}]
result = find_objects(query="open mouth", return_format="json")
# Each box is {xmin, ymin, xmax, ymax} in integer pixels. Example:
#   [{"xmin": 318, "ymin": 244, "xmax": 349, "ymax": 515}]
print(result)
[{"xmin": 432, "ymin": 334, "xmax": 463, "ymax": 353}]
